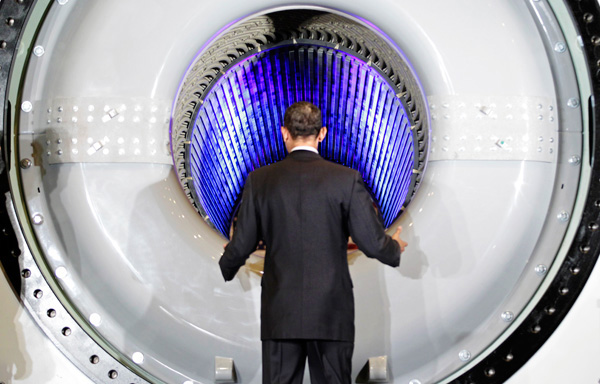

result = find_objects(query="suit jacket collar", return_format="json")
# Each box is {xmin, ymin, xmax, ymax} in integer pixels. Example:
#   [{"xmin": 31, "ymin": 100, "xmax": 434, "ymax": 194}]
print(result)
[{"xmin": 287, "ymin": 149, "xmax": 322, "ymax": 161}]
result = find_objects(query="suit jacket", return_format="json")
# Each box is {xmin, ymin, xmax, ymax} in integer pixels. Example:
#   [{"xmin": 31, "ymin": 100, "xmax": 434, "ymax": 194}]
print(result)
[{"xmin": 219, "ymin": 150, "xmax": 400, "ymax": 342}]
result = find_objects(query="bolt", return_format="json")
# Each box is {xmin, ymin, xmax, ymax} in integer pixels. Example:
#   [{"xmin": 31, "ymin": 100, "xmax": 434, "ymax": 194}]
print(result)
[
  {"xmin": 21, "ymin": 100, "xmax": 33, "ymax": 112},
  {"xmin": 568, "ymin": 155, "xmax": 581, "ymax": 165},
  {"xmin": 535, "ymin": 264, "xmax": 548, "ymax": 276},
  {"xmin": 501, "ymin": 311, "xmax": 515, "ymax": 322},
  {"xmin": 567, "ymin": 98, "xmax": 580, "ymax": 108},
  {"xmin": 33, "ymin": 45, "xmax": 45, "ymax": 57},
  {"xmin": 557, "ymin": 211, "xmax": 570, "ymax": 222},
  {"xmin": 459, "ymin": 350, "xmax": 471, "ymax": 361},
  {"xmin": 32, "ymin": 213, "xmax": 44, "ymax": 225},
  {"xmin": 20, "ymin": 158, "xmax": 32, "ymax": 169},
  {"xmin": 554, "ymin": 42, "xmax": 566, "ymax": 53}
]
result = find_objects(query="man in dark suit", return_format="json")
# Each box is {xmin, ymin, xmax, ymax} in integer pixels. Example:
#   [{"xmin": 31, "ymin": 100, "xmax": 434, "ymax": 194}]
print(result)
[{"xmin": 219, "ymin": 101, "xmax": 407, "ymax": 384}]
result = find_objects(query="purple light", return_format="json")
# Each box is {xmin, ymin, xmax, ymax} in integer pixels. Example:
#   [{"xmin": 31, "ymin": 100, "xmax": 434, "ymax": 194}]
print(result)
[{"xmin": 188, "ymin": 44, "xmax": 416, "ymax": 237}]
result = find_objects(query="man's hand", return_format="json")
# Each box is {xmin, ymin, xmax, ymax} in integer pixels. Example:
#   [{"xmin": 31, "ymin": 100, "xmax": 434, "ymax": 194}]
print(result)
[{"xmin": 392, "ymin": 226, "xmax": 408, "ymax": 253}]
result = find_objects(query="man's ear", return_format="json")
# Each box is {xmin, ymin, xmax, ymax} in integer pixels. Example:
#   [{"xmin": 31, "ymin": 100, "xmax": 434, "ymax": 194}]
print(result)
[
  {"xmin": 317, "ymin": 126, "xmax": 327, "ymax": 142},
  {"xmin": 281, "ymin": 126, "xmax": 290, "ymax": 142}
]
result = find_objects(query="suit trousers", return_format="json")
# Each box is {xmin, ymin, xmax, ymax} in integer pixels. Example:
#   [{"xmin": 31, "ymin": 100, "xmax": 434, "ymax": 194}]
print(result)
[{"xmin": 262, "ymin": 339, "xmax": 354, "ymax": 384}]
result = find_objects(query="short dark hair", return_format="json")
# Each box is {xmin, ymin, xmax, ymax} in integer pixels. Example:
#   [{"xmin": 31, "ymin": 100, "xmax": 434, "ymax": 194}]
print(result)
[{"xmin": 283, "ymin": 101, "xmax": 322, "ymax": 138}]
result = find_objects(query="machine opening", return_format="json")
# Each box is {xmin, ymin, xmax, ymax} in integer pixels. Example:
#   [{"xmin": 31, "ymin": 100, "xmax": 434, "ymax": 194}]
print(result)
[{"xmin": 172, "ymin": 10, "xmax": 429, "ymax": 237}]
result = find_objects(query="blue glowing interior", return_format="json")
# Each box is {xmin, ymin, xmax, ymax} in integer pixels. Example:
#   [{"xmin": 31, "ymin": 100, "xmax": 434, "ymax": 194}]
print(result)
[{"xmin": 189, "ymin": 45, "xmax": 415, "ymax": 237}]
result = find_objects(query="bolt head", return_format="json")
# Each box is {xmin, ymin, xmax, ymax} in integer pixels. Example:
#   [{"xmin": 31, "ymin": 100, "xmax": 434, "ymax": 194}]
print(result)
[
  {"xmin": 33, "ymin": 45, "xmax": 45, "ymax": 57},
  {"xmin": 554, "ymin": 42, "xmax": 566, "ymax": 52},
  {"xmin": 458, "ymin": 350, "xmax": 471, "ymax": 361},
  {"xmin": 32, "ymin": 214, "xmax": 44, "ymax": 225},
  {"xmin": 19, "ymin": 158, "xmax": 32, "ymax": 169},
  {"xmin": 21, "ymin": 101, "xmax": 33, "ymax": 112},
  {"xmin": 568, "ymin": 155, "xmax": 581, "ymax": 165},
  {"xmin": 567, "ymin": 98, "xmax": 580, "ymax": 108},
  {"xmin": 535, "ymin": 264, "xmax": 548, "ymax": 276},
  {"xmin": 557, "ymin": 211, "xmax": 570, "ymax": 222},
  {"xmin": 501, "ymin": 311, "xmax": 515, "ymax": 322}
]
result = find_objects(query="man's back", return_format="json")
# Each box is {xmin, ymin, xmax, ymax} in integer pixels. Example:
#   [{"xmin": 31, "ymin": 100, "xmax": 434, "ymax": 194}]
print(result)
[{"xmin": 221, "ymin": 150, "xmax": 400, "ymax": 342}]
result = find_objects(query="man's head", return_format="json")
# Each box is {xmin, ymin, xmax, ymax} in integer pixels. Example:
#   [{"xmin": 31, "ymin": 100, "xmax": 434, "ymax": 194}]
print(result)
[
  {"xmin": 283, "ymin": 101, "xmax": 322, "ymax": 138},
  {"xmin": 281, "ymin": 101, "xmax": 327, "ymax": 151}
]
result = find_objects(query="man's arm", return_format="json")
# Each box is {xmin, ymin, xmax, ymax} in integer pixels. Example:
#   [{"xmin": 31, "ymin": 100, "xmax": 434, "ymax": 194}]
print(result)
[
  {"xmin": 347, "ymin": 172, "xmax": 405, "ymax": 267},
  {"xmin": 219, "ymin": 175, "xmax": 260, "ymax": 281}
]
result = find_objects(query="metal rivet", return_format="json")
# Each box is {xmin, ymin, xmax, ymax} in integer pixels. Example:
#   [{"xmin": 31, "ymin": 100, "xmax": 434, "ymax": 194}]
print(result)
[
  {"xmin": 557, "ymin": 211, "xmax": 570, "ymax": 222},
  {"xmin": 531, "ymin": 324, "xmax": 541, "ymax": 334},
  {"xmin": 485, "ymin": 368, "xmax": 496, "ymax": 377},
  {"xmin": 62, "ymin": 327, "xmax": 72, "ymax": 336},
  {"xmin": 47, "ymin": 309, "xmax": 57, "ymax": 318},
  {"xmin": 559, "ymin": 287, "xmax": 569, "ymax": 295},
  {"xmin": 33, "ymin": 45, "xmax": 45, "ymax": 57},
  {"xmin": 89, "ymin": 313, "xmax": 102, "ymax": 326},
  {"xmin": 569, "ymin": 155, "xmax": 581, "ymax": 165},
  {"xmin": 21, "ymin": 269, "xmax": 31, "ymax": 278},
  {"xmin": 570, "ymin": 266, "xmax": 581, "ymax": 275},
  {"xmin": 409, "ymin": 380, "xmax": 422, "ymax": 384},
  {"xmin": 55, "ymin": 266, "xmax": 67, "ymax": 279},
  {"xmin": 554, "ymin": 42, "xmax": 566, "ymax": 52},
  {"xmin": 33, "ymin": 289, "xmax": 43, "ymax": 299},
  {"xmin": 57, "ymin": 0, "xmax": 69, "ymax": 4},
  {"xmin": 458, "ymin": 350, "xmax": 471, "ymax": 361},
  {"xmin": 535, "ymin": 264, "xmax": 548, "ymax": 276},
  {"xmin": 6, "ymin": 18, "xmax": 15, "ymax": 27},
  {"xmin": 132, "ymin": 352, "xmax": 144, "ymax": 364},
  {"xmin": 108, "ymin": 370, "xmax": 118, "ymax": 379},
  {"xmin": 20, "ymin": 158, "xmax": 32, "ymax": 169},
  {"xmin": 584, "ymin": 13, "xmax": 594, "ymax": 23},
  {"xmin": 504, "ymin": 353, "xmax": 514, "ymax": 362},
  {"xmin": 588, "ymin": 222, "xmax": 599, "ymax": 231},
  {"xmin": 21, "ymin": 100, "xmax": 33, "ymax": 112},
  {"xmin": 501, "ymin": 311, "xmax": 514, "ymax": 322},
  {"xmin": 545, "ymin": 307, "xmax": 556, "ymax": 315},
  {"xmin": 90, "ymin": 355, "xmax": 100, "ymax": 364},
  {"xmin": 580, "ymin": 244, "xmax": 591, "ymax": 254},
  {"xmin": 567, "ymin": 98, "xmax": 580, "ymax": 108},
  {"xmin": 32, "ymin": 213, "xmax": 44, "ymax": 225}
]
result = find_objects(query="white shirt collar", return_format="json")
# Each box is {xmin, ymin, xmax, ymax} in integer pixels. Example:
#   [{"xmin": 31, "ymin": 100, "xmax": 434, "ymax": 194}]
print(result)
[{"xmin": 291, "ymin": 145, "xmax": 319, "ymax": 154}]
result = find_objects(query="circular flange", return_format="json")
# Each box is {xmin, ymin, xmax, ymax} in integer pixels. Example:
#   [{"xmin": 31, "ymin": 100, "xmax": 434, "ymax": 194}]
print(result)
[{"xmin": 0, "ymin": 1, "xmax": 599, "ymax": 384}]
